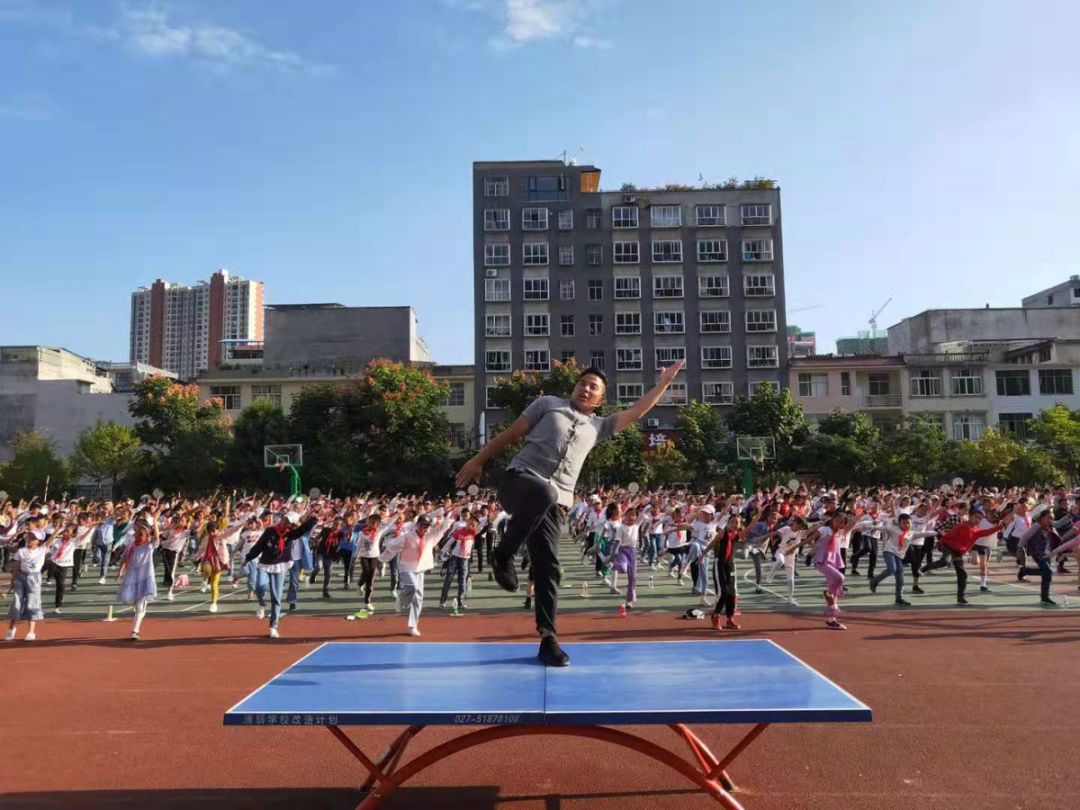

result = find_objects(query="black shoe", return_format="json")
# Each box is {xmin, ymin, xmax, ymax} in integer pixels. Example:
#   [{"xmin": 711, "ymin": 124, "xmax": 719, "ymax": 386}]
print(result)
[
  {"xmin": 70, "ymin": 583, "xmax": 78, "ymax": 591},
  {"xmin": 980, "ymin": 585, "xmax": 991, "ymax": 593},
  {"xmin": 895, "ymin": 598, "xmax": 911, "ymax": 606},
  {"xmin": 492, "ymin": 553, "xmax": 520, "ymax": 593},
  {"xmin": 912, "ymin": 585, "xmax": 925, "ymax": 594},
  {"xmin": 288, "ymin": 602, "xmax": 297, "ymax": 612},
  {"xmin": 1041, "ymin": 598, "xmax": 1058, "ymax": 606},
  {"xmin": 523, "ymin": 597, "xmax": 532, "ymax": 610},
  {"xmin": 1057, "ymin": 565, "xmax": 1069, "ymax": 574},
  {"xmin": 869, "ymin": 579, "xmax": 878, "ymax": 594},
  {"xmin": 538, "ymin": 636, "xmax": 570, "ymax": 667},
  {"xmin": 957, "ymin": 596, "xmax": 969, "ymax": 605},
  {"xmin": 487, "ymin": 572, "xmax": 493, "ymax": 581},
  {"xmin": 322, "ymin": 592, "xmax": 332, "ymax": 600}
]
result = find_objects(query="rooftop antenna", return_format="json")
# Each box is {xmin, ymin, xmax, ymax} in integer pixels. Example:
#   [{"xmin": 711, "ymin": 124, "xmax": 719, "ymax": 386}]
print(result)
[
  {"xmin": 559, "ymin": 146, "xmax": 585, "ymax": 166},
  {"xmin": 869, "ymin": 296, "xmax": 892, "ymax": 332}
]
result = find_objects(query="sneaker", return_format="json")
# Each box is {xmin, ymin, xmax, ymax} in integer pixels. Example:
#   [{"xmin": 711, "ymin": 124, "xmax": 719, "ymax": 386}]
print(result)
[
  {"xmin": 957, "ymin": 596, "xmax": 969, "ymax": 605},
  {"xmin": 895, "ymin": 598, "xmax": 912, "ymax": 606},
  {"xmin": 4, "ymin": 628, "xmax": 15, "ymax": 641},
  {"xmin": 54, "ymin": 607, "xmax": 62, "ymax": 614},
  {"xmin": 668, "ymin": 569, "xmax": 678, "ymax": 579},
  {"xmin": 97, "ymin": 577, "xmax": 106, "ymax": 585},
  {"xmin": 439, "ymin": 601, "xmax": 447, "ymax": 610},
  {"xmin": 200, "ymin": 584, "xmax": 209, "ymax": 594},
  {"xmin": 789, "ymin": 598, "xmax": 800, "ymax": 607},
  {"xmin": 409, "ymin": 627, "xmax": 421, "ymax": 637},
  {"xmin": 754, "ymin": 586, "xmax": 763, "ymax": 594},
  {"xmin": 1040, "ymin": 598, "xmax": 1058, "ymax": 606},
  {"xmin": 912, "ymin": 585, "xmax": 925, "ymax": 594},
  {"xmin": 492, "ymin": 553, "xmax": 519, "ymax": 593},
  {"xmin": 724, "ymin": 619, "xmax": 741, "ymax": 630},
  {"xmin": 523, "ymin": 597, "xmax": 532, "ymax": 610},
  {"xmin": 130, "ymin": 631, "xmax": 139, "ymax": 641},
  {"xmin": 609, "ymin": 585, "xmax": 621, "ymax": 595},
  {"xmin": 391, "ymin": 588, "xmax": 399, "ymax": 599},
  {"xmin": 980, "ymin": 585, "xmax": 991, "ymax": 593},
  {"xmin": 288, "ymin": 603, "xmax": 297, "ymax": 612},
  {"xmin": 364, "ymin": 602, "xmax": 374, "ymax": 612},
  {"xmin": 208, "ymin": 603, "xmax": 218, "ymax": 613},
  {"xmin": 710, "ymin": 613, "xmax": 723, "ymax": 630},
  {"xmin": 1017, "ymin": 567, "xmax": 1025, "ymax": 582},
  {"xmin": 322, "ymin": 592, "xmax": 332, "ymax": 600},
  {"xmin": 167, "ymin": 592, "xmax": 176, "ymax": 602},
  {"xmin": 699, "ymin": 595, "xmax": 711, "ymax": 607},
  {"xmin": 256, "ymin": 607, "xmax": 266, "ymax": 620},
  {"xmin": 869, "ymin": 579, "xmax": 878, "ymax": 594},
  {"xmin": 269, "ymin": 627, "xmax": 279, "ymax": 639},
  {"xmin": 538, "ymin": 635, "xmax": 570, "ymax": 667},
  {"xmin": 70, "ymin": 583, "xmax": 78, "ymax": 591},
  {"xmin": 25, "ymin": 632, "xmax": 36, "ymax": 641},
  {"xmin": 825, "ymin": 619, "xmax": 847, "ymax": 630}
]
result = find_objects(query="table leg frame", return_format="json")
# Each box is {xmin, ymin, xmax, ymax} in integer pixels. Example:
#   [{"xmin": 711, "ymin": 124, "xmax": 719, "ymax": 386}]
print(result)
[{"xmin": 326, "ymin": 722, "xmax": 771, "ymax": 810}]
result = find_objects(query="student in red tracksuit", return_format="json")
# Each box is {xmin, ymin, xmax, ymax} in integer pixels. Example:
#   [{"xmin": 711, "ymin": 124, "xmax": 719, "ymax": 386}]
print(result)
[{"xmin": 924, "ymin": 506, "xmax": 1011, "ymax": 604}]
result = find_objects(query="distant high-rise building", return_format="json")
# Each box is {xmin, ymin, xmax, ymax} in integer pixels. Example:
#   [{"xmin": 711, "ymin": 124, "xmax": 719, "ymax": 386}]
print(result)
[
  {"xmin": 129, "ymin": 269, "xmax": 263, "ymax": 379},
  {"xmin": 787, "ymin": 325, "xmax": 816, "ymax": 358},
  {"xmin": 837, "ymin": 330, "xmax": 888, "ymax": 356},
  {"xmin": 472, "ymin": 159, "xmax": 787, "ymax": 439}
]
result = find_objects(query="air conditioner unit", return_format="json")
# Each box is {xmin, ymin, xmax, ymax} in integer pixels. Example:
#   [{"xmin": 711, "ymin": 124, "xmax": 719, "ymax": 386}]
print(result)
[
  {"xmin": 623, "ymin": 194, "xmax": 637, "ymax": 204},
  {"xmin": 485, "ymin": 268, "xmax": 498, "ymax": 278},
  {"xmin": 646, "ymin": 418, "xmax": 660, "ymax": 428}
]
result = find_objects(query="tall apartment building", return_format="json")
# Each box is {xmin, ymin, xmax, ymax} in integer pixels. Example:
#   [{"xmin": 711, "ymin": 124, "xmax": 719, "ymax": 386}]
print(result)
[
  {"xmin": 129, "ymin": 269, "xmax": 264, "ymax": 379},
  {"xmin": 473, "ymin": 160, "xmax": 787, "ymax": 438}
]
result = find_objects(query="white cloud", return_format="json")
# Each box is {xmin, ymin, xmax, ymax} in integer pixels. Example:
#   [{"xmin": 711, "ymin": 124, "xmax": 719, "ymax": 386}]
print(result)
[
  {"xmin": 573, "ymin": 35, "xmax": 611, "ymax": 49},
  {"xmin": 448, "ymin": 0, "xmax": 614, "ymax": 50},
  {"xmin": 504, "ymin": 0, "xmax": 566, "ymax": 43}
]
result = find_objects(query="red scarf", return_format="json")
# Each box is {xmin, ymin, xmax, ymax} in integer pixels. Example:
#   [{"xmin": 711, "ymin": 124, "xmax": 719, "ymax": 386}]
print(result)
[
  {"xmin": 456, "ymin": 528, "xmax": 475, "ymax": 556},
  {"xmin": 52, "ymin": 534, "xmax": 74, "ymax": 564},
  {"xmin": 123, "ymin": 535, "xmax": 150, "ymax": 566},
  {"xmin": 274, "ymin": 525, "xmax": 290, "ymax": 554},
  {"xmin": 897, "ymin": 530, "xmax": 909, "ymax": 550}
]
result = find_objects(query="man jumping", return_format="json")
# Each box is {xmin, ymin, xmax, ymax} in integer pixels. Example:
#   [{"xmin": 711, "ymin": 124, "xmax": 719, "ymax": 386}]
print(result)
[{"xmin": 455, "ymin": 361, "xmax": 685, "ymax": 667}]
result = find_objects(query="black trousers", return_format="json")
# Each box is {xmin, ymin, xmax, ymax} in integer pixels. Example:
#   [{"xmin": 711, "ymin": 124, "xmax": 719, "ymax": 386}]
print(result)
[
  {"xmin": 497, "ymin": 471, "xmax": 566, "ymax": 636},
  {"xmin": 339, "ymin": 549, "xmax": 354, "ymax": 588},
  {"xmin": 851, "ymin": 534, "xmax": 878, "ymax": 577},
  {"xmin": 313, "ymin": 555, "xmax": 333, "ymax": 595},
  {"xmin": 72, "ymin": 549, "xmax": 86, "ymax": 585},
  {"xmin": 52, "ymin": 563, "xmax": 69, "ymax": 607},
  {"xmin": 475, "ymin": 529, "xmax": 495, "ymax": 572},
  {"xmin": 925, "ymin": 548, "xmax": 967, "ymax": 598},
  {"xmin": 161, "ymin": 548, "xmax": 180, "ymax": 588},
  {"xmin": 357, "ymin": 557, "xmax": 378, "ymax": 602},
  {"xmin": 712, "ymin": 559, "xmax": 737, "ymax": 619}
]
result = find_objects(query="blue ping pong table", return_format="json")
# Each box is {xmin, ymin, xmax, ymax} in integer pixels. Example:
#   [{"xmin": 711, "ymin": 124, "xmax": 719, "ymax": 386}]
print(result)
[{"xmin": 225, "ymin": 640, "xmax": 871, "ymax": 809}]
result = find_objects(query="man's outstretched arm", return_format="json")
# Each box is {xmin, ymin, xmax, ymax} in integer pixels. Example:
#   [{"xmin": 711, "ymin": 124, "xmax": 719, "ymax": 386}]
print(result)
[
  {"xmin": 455, "ymin": 414, "xmax": 531, "ymax": 488},
  {"xmin": 613, "ymin": 359, "xmax": 686, "ymax": 433}
]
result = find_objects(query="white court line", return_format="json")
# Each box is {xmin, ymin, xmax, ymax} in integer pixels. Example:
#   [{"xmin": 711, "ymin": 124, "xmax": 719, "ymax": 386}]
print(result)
[
  {"xmin": 224, "ymin": 642, "xmax": 329, "ymax": 715},
  {"xmin": 740, "ymin": 567, "xmax": 797, "ymax": 604}
]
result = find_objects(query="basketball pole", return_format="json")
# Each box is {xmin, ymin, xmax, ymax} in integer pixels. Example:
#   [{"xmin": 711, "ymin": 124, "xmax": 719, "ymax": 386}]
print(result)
[{"xmin": 289, "ymin": 465, "xmax": 302, "ymax": 498}]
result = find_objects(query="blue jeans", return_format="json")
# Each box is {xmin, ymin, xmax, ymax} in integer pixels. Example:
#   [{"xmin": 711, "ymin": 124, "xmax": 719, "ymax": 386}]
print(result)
[
  {"xmin": 286, "ymin": 560, "xmax": 302, "ymax": 605},
  {"xmin": 1020, "ymin": 557, "xmax": 1053, "ymax": 600},
  {"xmin": 245, "ymin": 560, "xmax": 267, "ymax": 602},
  {"xmin": 440, "ymin": 556, "xmax": 468, "ymax": 607},
  {"xmin": 265, "ymin": 570, "xmax": 285, "ymax": 628},
  {"xmin": 871, "ymin": 550, "xmax": 905, "ymax": 600}
]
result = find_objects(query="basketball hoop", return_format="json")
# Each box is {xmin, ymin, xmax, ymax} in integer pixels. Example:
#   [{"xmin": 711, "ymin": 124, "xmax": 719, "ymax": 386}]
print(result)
[
  {"xmin": 750, "ymin": 448, "xmax": 766, "ymax": 470},
  {"xmin": 275, "ymin": 461, "xmax": 287, "ymax": 473}
]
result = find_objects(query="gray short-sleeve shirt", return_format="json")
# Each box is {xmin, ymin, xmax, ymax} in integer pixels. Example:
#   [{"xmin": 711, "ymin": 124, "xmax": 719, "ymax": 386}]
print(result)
[{"xmin": 508, "ymin": 395, "xmax": 618, "ymax": 507}]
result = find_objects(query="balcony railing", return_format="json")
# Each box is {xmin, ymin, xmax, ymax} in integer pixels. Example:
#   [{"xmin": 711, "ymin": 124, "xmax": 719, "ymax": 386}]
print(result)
[
  {"xmin": 903, "ymin": 352, "xmax": 990, "ymax": 365},
  {"xmin": 860, "ymin": 394, "xmax": 902, "ymax": 408}
]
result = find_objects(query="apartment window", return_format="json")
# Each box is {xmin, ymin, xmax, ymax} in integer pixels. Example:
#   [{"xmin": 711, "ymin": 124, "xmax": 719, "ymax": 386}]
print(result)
[
  {"xmin": 588, "ymin": 279, "xmax": 604, "ymax": 301},
  {"xmin": 650, "ymin": 205, "xmax": 682, "ymax": 228},
  {"xmin": 702, "ymin": 382, "xmax": 734, "ymax": 404},
  {"xmin": 613, "ymin": 241, "xmax": 639, "ymax": 264},
  {"xmin": 616, "ymin": 348, "xmax": 643, "ymax": 371},
  {"xmin": 742, "ymin": 239, "xmax": 774, "ymax": 262},
  {"xmin": 701, "ymin": 346, "xmax": 733, "ymax": 369},
  {"xmin": 483, "ymin": 176, "xmax": 509, "ymax": 197},
  {"xmin": 745, "ymin": 309, "xmax": 777, "ymax": 332},
  {"xmin": 485, "ymin": 244, "xmax": 510, "ymax": 266},
  {"xmin": 447, "ymin": 423, "xmax": 468, "ymax": 447},
  {"xmin": 560, "ymin": 314, "xmax": 575, "ymax": 337},
  {"xmin": 559, "ymin": 279, "xmax": 575, "ymax": 300},
  {"xmin": 558, "ymin": 210, "xmax": 574, "ymax": 231},
  {"xmin": 522, "ymin": 208, "xmax": 549, "ymax": 231},
  {"xmin": 524, "ymin": 349, "xmax": 551, "ymax": 372},
  {"xmin": 559, "ymin": 350, "xmax": 575, "ymax": 364},
  {"xmin": 485, "ymin": 386, "xmax": 498, "ymax": 409},
  {"xmin": 523, "ymin": 278, "xmax": 549, "ymax": 300},
  {"xmin": 748, "ymin": 380, "xmax": 780, "ymax": 395},
  {"xmin": 588, "ymin": 313, "xmax": 604, "ymax": 336},
  {"xmin": 996, "ymin": 369, "xmax": 1031, "ymax": 396},
  {"xmin": 250, "ymin": 384, "xmax": 282, "ymax": 409},
  {"xmin": 699, "ymin": 275, "xmax": 729, "ymax": 297},
  {"xmin": 697, "ymin": 239, "xmax": 728, "ymax": 263},
  {"xmin": 700, "ymin": 310, "xmax": 731, "ymax": 333},
  {"xmin": 524, "ymin": 174, "xmax": 567, "ymax": 201},
  {"xmin": 612, "ymin": 206, "xmax": 639, "ymax": 229},
  {"xmin": 740, "ymin": 203, "xmax": 772, "ymax": 226},
  {"xmin": 589, "ymin": 351, "xmax": 606, "ymax": 371},
  {"xmin": 695, "ymin": 205, "xmax": 725, "ymax": 227},
  {"xmin": 868, "ymin": 373, "xmax": 891, "ymax": 396},
  {"xmin": 617, "ymin": 383, "xmax": 644, "ymax": 406},
  {"xmin": 524, "ymin": 313, "xmax": 550, "ymax": 336},
  {"xmin": 747, "ymin": 345, "xmax": 779, "ymax": 368},
  {"xmin": 797, "ymin": 373, "xmax": 828, "ymax": 397},
  {"xmin": 614, "ymin": 276, "xmax": 641, "ymax": 299},
  {"xmin": 586, "ymin": 244, "xmax": 603, "ymax": 265},
  {"xmin": 485, "ymin": 313, "xmax": 512, "ymax": 337},
  {"xmin": 523, "ymin": 242, "xmax": 549, "ymax": 265},
  {"xmin": 654, "ymin": 311, "xmax": 685, "ymax": 334},
  {"xmin": 653, "ymin": 275, "xmax": 684, "ymax": 299},
  {"xmin": 483, "ymin": 209, "xmax": 510, "ymax": 231},
  {"xmin": 559, "ymin": 245, "xmax": 575, "ymax": 266},
  {"xmin": 998, "ymin": 412, "xmax": 1033, "ymax": 440},
  {"xmin": 585, "ymin": 209, "xmax": 602, "ymax": 229},
  {"xmin": 1039, "ymin": 369, "xmax": 1074, "ymax": 395},
  {"xmin": 655, "ymin": 346, "xmax": 686, "ymax": 369},
  {"xmin": 659, "ymin": 382, "xmax": 688, "ymax": 406},
  {"xmin": 953, "ymin": 413, "xmax": 986, "ymax": 441},
  {"xmin": 910, "ymin": 369, "xmax": 943, "ymax": 397},
  {"xmin": 950, "ymin": 368, "xmax": 983, "ymax": 396},
  {"xmin": 841, "ymin": 371, "xmax": 851, "ymax": 396},
  {"xmin": 485, "ymin": 351, "xmax": 511, "ymax": 372},
  {"xmin": 1074, "ymin": 287, "xmax": 1080, "ymax": 300},
  {"xmin": 441, "ymin": 382, "xmax": 466, "ymax": 407},
  {"xmin": 744, "ymin": 273, "xmax": 775, "ymax": 296},
  {"xmin": 652, "ymin": 240, "xmax": 683, "ymax": 263},
  {"xmin": 615, "ymin": 312, "xmax": 642, "ymax": 335}
]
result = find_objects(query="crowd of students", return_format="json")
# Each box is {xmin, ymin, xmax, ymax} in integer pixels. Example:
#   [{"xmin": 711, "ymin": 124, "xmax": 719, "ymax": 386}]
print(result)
[{"xmin": 3, "ymin": 482, "xmax": 1078, "ymax": 642}]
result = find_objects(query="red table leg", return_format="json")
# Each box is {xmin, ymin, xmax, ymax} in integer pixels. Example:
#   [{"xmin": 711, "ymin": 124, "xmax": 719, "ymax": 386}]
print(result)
[
  {"xmin": 707, "ymin": 723, "xmax": 770, "ymax": 784},
  {"xmin": 672, "ymin": 724, "xmax": 736, "ymax": 791},
  {"xmin": 359, "ymin": 725, "xmax": 424, "ymax": 792}
]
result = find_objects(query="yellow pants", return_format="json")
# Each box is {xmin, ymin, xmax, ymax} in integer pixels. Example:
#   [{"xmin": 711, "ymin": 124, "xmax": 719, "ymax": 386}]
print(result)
[{"xmin": 202, "ymin": 566, "xmax": 223, "ymax": 603}]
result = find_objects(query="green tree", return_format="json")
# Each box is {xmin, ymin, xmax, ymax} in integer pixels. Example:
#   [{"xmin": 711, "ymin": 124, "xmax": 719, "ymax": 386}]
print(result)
[
  {"xmin": 800, "ymin": 410, "xmax": 880, "ymax": 485},
  {"xmin": 0, "ymin": 431, "xmax": 71, "ymax": 500},
  {"xmin": 580, "ymin": 424, "xmax": 650, "ymax": 487},
  {"xmin": 646, "ymin": 442, "xmax": 692, "ymax": 487},
  {"xmin": 941, "ymin": 429, "xmax": 1063, "ymax": 488},
  {"xmin": 726, "ymin": 386, "xmax": 809, "ymax": 473},
  {"xmin": 878, "ymin": 415, "xmax": 948, "ymax": 485},
  {"xmin": 674, "ymin": 400, "xmax": 730, "ymax": 485},
  {"xmin": 69, "ymin": 421, "xmax": 142, "ymax": 498},
  {"xmin": 129, "ymin": 376, "xmax": 231, "ymax": 494},
  {"xmin": 288, "ymin": 383, "xmax": 366, "ymax": 493},
  {"xmin": 227, "ymin": 397, "xmax": 291, "ymax": 490},
  {"xmin": 489, "ymin": 361, "xmax": 581, "ymax": 417},
  {"xmin": 1028, "ymin": 404, "xmax": 1080, "ymax": 482}
]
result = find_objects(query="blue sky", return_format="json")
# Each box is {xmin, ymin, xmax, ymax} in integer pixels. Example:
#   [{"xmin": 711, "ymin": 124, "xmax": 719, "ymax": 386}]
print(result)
[{"xmin": 2, "ymin": 0, "xmax": 1078, "ymax": 364}]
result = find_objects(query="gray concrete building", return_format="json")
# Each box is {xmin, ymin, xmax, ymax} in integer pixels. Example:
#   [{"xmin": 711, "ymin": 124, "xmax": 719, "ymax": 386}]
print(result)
[
  {"xmin": 888, "ymin": 308, "xmax": 1080, "ymax": 355},
  {"xmin": 1022, "ymin": 276, "xmax": 1080, "ymax": 309},
  {"xmin": 261, "ymin": 304, "xmax": 432, "ymax": 373},
  {"xmin": 473, "ymin": 160, "xmax": 787, "ymax": 438}
]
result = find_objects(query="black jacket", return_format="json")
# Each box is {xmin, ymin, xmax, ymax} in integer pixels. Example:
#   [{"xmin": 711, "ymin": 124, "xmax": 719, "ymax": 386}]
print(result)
[{"xmin": 244, "ymin": 517, "xmax": 318, "ymax": 566}]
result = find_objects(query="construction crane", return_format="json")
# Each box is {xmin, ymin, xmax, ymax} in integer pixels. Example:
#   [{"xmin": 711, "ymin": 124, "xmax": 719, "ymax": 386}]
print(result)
[
  {"xmin": 869, "ymin": 297, "xmax": 892, "ymax": 332},
  {"xmin": 787, "ymin": 305, "xmax": 821, "ymax": 315}
]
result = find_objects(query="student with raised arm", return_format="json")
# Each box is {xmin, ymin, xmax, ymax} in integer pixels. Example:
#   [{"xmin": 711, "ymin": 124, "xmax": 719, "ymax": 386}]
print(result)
[
  {"xmin": 455, "ymin": 360, "xmax": 685, "ymax": 667},
  {"xmin": 869, "ymin": 513, "xmax": 937, "ymax": 606}
]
